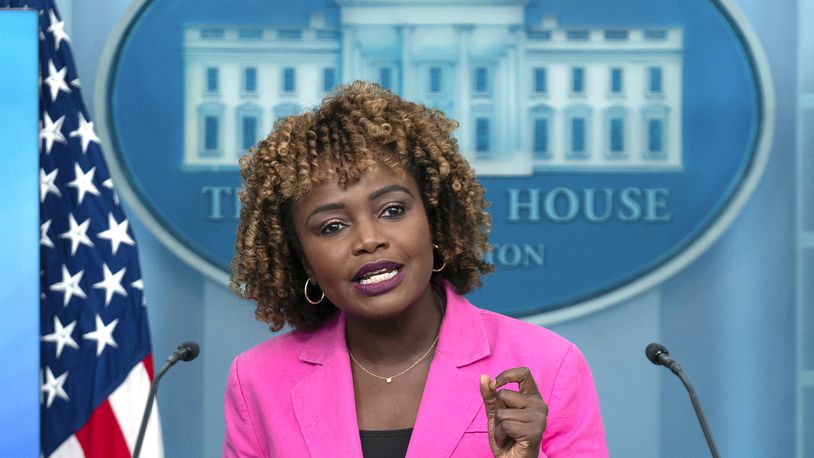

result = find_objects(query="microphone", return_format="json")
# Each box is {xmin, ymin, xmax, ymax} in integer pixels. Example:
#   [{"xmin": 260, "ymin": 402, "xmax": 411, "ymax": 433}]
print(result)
[
  {"xmin": 645, "ymin": 343, "xmax": 719, "ymax": 458},
  {"xmin": 133, "ymin": 341, "xmax": 200, "ymax": 458}
]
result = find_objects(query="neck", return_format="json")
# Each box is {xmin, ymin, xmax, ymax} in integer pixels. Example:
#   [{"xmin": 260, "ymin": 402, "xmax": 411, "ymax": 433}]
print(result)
[{"xmin": 345, "ymin": 283, "xmax": 443, "ymax": 365}]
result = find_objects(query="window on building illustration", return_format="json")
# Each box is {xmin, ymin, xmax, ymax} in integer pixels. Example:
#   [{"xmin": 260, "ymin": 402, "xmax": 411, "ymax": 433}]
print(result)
[
  {"xmin": 566, "ymin": 30, "xmax": 590, "ymax": 41},
  {"xmin": 206, "ymin": 67, "xmax": 219, "ymax": 93},
  {"xmin": 201, "ymin": 28, "xmax": 224, "ymax": 39},
  {"xmin": 610, "ymin": 118, "xmax": 624, "ymax": 153},
  {"xmin": 527, "ymin": 30, "xmax": 552, "ymax": 41},
  {"xmin": 611, "ymin": 68, "xmax": 623, "ymax": 94},
  {"xmin": 644, "ymin": 30, "xmax": 667, "ymax": 40},
  {"xmin": 649, "ymin": 67, "xmax": 663, "ymax": 93},
  {"xmin": 605, "ymin": 30, "xmax": 628, "ymax": 40},
  {"xmin": 379, "ymin": 67, "xmax": 392, "ymax": 90},
  {"xmin": 648, "ymin": 119, "xmax": 664, "ymax": 154},
  {"xmin": 204, "ymin": 116, "xmax": 219, "ymax": 151},
  {"xmin": 430, "ymin": 67, "xmax": 442, "ymax": 93},
  {"xmin": 533, "ymin": 68, "xmax": 547, "ymax": 93},
  {"xmin": 474, "ymin": 67, "xmax": 488, "ymax": 94},
  {"xmin": 571, "ymin": 118, "xmax": 586, "ymax": 153},
  {"xmin": 572, "ymin": 67, "xmax": 585, "ymax": 94},
  {"xmin": 533, "ymin": 118, "xmax": 549, "ymax": 158},
  {"xmin": 239, "ymin": 29, "xmax": 262, "ymax": 39},
  {"xmin": 278, "ymin": 29, "xmax": 302, "ymax": 40},
  {"xmin": 323, "ymin": 68, "xmax": 336, "ymax": 92},
  {"xmin": 476, "ymin": 118, "xmax": 490, "ymax": 154},
  {"xmin": 316, "ymin": 30, "xmax": 340, "ymax": 40},
  {"xmin": 283, "ymin": 67, "xmax": 296, "ymax": 93},
  {"xmin": 244, "ymin": 68, "xmax": 257, "ymax": 93},
  {"xmin": 242, "ymin": 116, "xmax": 258, "ymax": 150}
]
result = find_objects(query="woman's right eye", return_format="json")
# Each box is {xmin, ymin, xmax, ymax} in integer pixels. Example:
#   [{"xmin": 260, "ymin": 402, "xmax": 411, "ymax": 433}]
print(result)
[{"xmin": 319, "ymin": 221, "xmax": 346, "ymax": 235}]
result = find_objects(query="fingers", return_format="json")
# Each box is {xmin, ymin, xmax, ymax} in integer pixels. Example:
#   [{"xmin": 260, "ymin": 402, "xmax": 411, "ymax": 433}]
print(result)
[
  {"xmin": 484, "ymin": 367, "xmax": 548, "ymax": 454},
  {"xmin": 480, "ymin": 374, "xmax": 499, "ymax": 419},
  {"xmin": 494, "ymin": 419, "xmax": 541, "ymax": 446},
  {"xmin": 494, "ymin": 366, "xmax": 541, "ymax": 397},
  {"xmin": 479, "ymin": 374, "xmax": 495, "ymax": 402},
  {"xmin": 496, "ymin": 388, "xmax": 548, "ymax": 411}
]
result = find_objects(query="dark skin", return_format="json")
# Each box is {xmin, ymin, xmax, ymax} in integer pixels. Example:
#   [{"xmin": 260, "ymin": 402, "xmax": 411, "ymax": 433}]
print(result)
[{"xmin": 292, "ymin": 160, "xmax": 547, "ymax": 455}]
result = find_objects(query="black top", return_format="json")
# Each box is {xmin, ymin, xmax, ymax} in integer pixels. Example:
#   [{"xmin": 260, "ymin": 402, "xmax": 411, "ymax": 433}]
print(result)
[{"xmin": 359, "ymin": 428, "xmax": 413, "ymax": 458}]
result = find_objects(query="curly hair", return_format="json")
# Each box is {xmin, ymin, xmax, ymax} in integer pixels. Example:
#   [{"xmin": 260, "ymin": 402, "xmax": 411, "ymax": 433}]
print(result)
[{"xmin": 231, "ymin": 81, "xmax": 493, "ymax": 331}]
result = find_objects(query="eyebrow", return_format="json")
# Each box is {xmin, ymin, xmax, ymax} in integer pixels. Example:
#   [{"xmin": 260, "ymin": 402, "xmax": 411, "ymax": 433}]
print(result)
[{"xmin": 305, "ymin": 184, "xmax": 414, "ymax": 223}]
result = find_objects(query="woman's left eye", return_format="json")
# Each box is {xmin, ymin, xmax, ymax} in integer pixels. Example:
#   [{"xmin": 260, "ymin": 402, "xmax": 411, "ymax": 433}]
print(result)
[{"xmin": 380, "ymin": 204, "xmax": 405, "ymax": 218}]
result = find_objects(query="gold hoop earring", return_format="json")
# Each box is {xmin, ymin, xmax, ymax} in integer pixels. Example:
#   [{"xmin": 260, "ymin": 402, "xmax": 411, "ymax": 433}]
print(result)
[
  {"xmin": 304, "ymin": 277, "xmax": 325, "ymax": 305},
  {"xmin": 432, "ymin": 244, "xmax": 446, "ymax": 273}
]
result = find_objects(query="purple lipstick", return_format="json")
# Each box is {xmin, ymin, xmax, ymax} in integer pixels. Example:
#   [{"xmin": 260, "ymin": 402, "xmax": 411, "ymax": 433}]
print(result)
[{"xmin": 352, "ymin": 260, "xmax": 404, "ymax": 296}]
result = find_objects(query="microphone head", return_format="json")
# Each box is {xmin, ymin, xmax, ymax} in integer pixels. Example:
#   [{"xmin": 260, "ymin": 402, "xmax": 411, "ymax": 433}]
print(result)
[
  {"xmin": 177, "ymin": 341, "xmax": 200, "ymax": 361},
  {"xmin": 645, "ymin": 342, "xmax": 669, "ymax": 365}
]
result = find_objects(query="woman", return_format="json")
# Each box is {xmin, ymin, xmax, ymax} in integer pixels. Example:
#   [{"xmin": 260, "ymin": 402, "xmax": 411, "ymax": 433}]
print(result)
[{"xmin": 225, "ymin": 81, "xmax": 607, "ymax": 457}]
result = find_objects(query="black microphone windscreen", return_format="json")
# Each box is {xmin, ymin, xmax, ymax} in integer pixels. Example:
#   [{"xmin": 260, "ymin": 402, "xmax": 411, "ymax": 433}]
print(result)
[
  {"xmin": 178, "ymin": 341, "xmax": 200, "ymax": 361},
  {"xmin": 645, "ymin": 342, "xmax": 668, "ymax": 365}
]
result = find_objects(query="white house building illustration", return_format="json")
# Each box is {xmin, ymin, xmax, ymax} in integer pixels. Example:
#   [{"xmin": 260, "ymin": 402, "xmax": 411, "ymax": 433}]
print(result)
[{"xmin": 182, "ymin": 0, "xmax": 683, "ymax": 174}]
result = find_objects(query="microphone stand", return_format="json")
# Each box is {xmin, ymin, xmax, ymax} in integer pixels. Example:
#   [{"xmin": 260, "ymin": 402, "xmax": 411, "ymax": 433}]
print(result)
[
  {"xmin": 132, "ymin": 358, "xmax": 173, "ymax": 458},
  {"xmin": 133, "ymin": 342, "xmax": 199, "ymax": 458},
  {"xmin": 674, "ymin": 368, "xmax": 720, "ymax": 458},
  {"xmin": 646, "ymin": 343, "xmax": 719, "ymax": 458}
]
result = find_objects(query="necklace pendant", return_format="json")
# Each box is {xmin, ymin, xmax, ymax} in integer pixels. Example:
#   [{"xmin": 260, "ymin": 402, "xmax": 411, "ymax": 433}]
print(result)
[{"xmin": 386, "ymin": 377, "xmax": 393, "ymax": 383}]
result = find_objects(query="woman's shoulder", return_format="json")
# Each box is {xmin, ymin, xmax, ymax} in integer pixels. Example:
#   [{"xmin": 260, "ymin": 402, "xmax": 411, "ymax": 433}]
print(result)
[
  {"xmin": 229, "ymin": 327, "xmax": 320, "ymax": 389},
  {"xmin": 234, "ymin": 328, "xmax": 314, "ymax": 367},
  {"xmin": 477, "ymin": 308, "xmax": 574, "ymax": 351}
]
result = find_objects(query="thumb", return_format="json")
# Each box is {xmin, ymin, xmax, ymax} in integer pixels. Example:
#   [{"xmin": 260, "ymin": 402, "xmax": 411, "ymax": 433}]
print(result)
[
  {"xmin": 479, "ymin": 374, "xmax": 497, "ymax": 418},
  {"xmin": 480, "ymin": 374, "xmax": 502, "ymax": 454}
]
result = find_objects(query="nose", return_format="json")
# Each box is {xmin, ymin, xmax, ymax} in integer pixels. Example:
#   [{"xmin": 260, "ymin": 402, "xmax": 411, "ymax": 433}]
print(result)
[{"xmin": 352, "ymin": 219, "xmax": 389, "ymax": 255}]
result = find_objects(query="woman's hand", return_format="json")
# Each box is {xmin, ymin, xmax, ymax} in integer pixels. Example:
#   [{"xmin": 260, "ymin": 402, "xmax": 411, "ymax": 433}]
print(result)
[{"xmin": 479, "ymin": 368, "xmax": 548, "ymax": 458}]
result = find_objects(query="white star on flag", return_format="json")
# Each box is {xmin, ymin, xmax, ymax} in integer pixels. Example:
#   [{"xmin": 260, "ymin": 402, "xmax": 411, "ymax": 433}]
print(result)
[
  {"xmin": 131, "ymin": 278, "xmax": 146, "ymax": 305},
  {"xmin": 67, "ymin": 163, "xmax": 101, "ymax": 204},
  {"xmin": 59, "ymin": 213, "xmax": 95, "ymax": 255},
  {"xmin": 41, "ymin": 316, "xmax": 79, "ymax": 359},
  {"xmin": 41, "ymin": 367, "xmax": 70, "ymax": 408},
  {"xmin": 83, "ymin": 314, "xmax": 119, "ymax": 357},
  {"xmin": 69, "ymin": 112, "xmax": 101, "ymax": 154},
  {"xmin": 41, "ymin": 219, "xmax": 55, "ymax": 249},
  {"xmin": 44, "ymin": 59, "xmax": 71, "ymax": 102},
  {"xmin": 47, "ymin": 10, "xmax": 70, "ymax": 51},
  {"xmin": 70, "ymin": 78, "xmax": 81, "ymax": 88},
  {"xmin": 49, "ymin": 265, "xmax": 87, "ymax": 307},
  {"xmin": 93, "ymin": 264, "xmax": 128, "ymax": 306},
  {"xmin": 39, "ymin": 167, "xmax": 62, "ymax": 202},
  {"xmin": 40, "ymin": 112, "xmax": 66, "ymax": 154},
  {"xmin": 102, "ymin": 178, "xmax": 120, "ymax": 205},
  {"xmin": 97, "ymin": 213, "xmax": 135, "ymax": 255}
]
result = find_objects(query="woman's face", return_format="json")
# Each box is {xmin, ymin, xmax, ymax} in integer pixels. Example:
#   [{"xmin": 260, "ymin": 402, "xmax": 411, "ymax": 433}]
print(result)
[{"xmin": 291, "ymin": 162, "xmax": 435, "ymax": 320}]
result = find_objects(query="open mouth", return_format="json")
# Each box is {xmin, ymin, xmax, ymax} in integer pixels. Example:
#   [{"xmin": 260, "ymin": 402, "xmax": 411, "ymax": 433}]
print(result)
[
  {"xmin": 356, "ymin": 267, "xmax": 401, "ymax": 285},
  {"xmin": 352, "ymin": 260, "xmax": 404, "ymax": 286}
]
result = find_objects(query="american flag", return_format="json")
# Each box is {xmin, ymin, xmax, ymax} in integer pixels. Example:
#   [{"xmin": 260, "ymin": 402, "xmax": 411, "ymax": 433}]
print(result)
[{"xmin": 1, "ymin": 1, "xmax": 163, "ymax": 456}]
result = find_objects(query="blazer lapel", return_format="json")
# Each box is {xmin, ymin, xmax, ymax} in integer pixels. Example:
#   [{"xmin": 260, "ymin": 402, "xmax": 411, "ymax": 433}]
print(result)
[
  {"xmin": 407, "ymin": 282, "xmax": 491, "ymax": 457},
  {"xmin": 291, "ymin": 313, "xmax": 363, "ymax": 457}
]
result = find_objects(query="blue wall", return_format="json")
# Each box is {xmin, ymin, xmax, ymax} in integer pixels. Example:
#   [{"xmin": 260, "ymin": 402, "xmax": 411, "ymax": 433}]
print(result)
[
  {"xmin": 56, "ymin": 0, "xmax": 805, "ymax": 456},
  {"xmin": 0, "ymin": 9, "xmax": 41, "ymax": 457}
]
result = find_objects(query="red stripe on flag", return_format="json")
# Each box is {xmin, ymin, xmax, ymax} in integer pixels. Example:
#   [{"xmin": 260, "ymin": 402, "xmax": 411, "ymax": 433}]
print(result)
[
  {"xmin": 74, "ymin": 400, "xmax": 131, "ymax": 458},
  {"xmin": 143, "ymin": 354, "xmax": 155, "ymax": 380}
]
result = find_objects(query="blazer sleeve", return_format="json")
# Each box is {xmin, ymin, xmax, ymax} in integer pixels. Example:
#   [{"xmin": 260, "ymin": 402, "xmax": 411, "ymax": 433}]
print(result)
[
  {"xmin": 539, "ymin": 344, "xmax": 608, "ymax": 458},
  {"xmin": 223, "ymin": 355, "xmax": 266, "ymax": 458}
]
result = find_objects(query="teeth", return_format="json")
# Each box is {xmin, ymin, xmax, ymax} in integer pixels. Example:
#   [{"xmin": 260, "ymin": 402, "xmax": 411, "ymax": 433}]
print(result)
[{"xmin": 359, "ymin": 269, "xmax": 398, "ymax": 285}]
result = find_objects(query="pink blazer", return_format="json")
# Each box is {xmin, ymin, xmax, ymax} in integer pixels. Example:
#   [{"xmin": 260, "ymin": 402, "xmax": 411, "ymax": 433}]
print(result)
[{"xmin": 223, "ymin": 282, "xmax": 608, "ymax": 457}]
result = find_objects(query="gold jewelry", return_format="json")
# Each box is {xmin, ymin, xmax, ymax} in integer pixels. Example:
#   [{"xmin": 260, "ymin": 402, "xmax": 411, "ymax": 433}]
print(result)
[
  {"xmin": 304, "ymin": 277, "xmax": 324, "ymax": 305},
  {"xmin": 349, "ymin": 332, "xmax": 439, "ymax": 383},
  {"xmin": 432, "ymin": 244, "xmax": 446, "ymax": 273}
]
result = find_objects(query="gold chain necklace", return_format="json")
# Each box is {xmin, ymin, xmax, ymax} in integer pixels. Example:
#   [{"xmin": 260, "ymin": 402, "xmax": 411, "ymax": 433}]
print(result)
[{"xmin": 349, "ymin": 332, "xmax": 440, "ymax": 383}]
